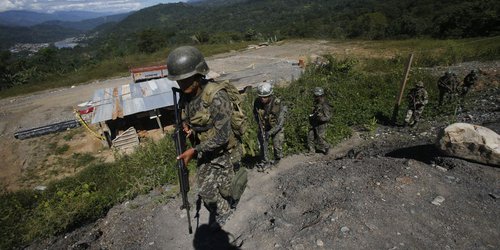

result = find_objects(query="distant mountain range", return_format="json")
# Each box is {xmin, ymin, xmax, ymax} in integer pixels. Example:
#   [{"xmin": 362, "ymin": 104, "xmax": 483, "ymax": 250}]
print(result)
[
  {"xmin": 0, "ymin": 11, "xmax": 131, "ymax": 49},
  {"xmin": 0, "ymin": 10, "xmax": 120, "ymax": 27}
]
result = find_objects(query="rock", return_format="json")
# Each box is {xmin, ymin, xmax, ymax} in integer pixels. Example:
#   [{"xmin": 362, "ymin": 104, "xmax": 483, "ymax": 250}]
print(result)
[
  {"xmin": 436, "ymin": 123, "xmax": 500, "ymax": 166},
  {"xmin": 431, "ymin": 196, "xmax": 445, "ymax": 206},
  {"xmin": 316, "ymin": 239, "xmax": 324, "ymax": 247},
  {"xmin": 34, "ymin": 185, "xmax": 47, "ymax": 191},
  {"xmin": 433, "ymin": 164, "xmax": 448, "ymax": 172},
  {"xmin": 489, "ymin": 189, "xmax": 500, "ymax": 199},
  {"xmin": 340, "ymin": 226, "xmax": 350, "ymax": 233}
]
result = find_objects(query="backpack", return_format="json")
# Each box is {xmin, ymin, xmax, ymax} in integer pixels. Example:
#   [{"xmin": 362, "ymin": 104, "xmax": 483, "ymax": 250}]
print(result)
[
  {"xmin": 201, "ymin": 80, "xmax": 247, "ymax": 140},
  {"xmin": 231, "ymin": 166, "xmax": 248, "ymax": 203}
]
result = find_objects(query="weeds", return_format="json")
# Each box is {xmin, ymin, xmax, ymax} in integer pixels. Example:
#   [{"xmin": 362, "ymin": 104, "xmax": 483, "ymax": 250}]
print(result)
[
  {"xmin": 0, "ymin": 136, "xmax": 179, "ymax": 249},
  {"xmin": 54, "ymin": 144, "xmax": 69, "ymax": 155}
]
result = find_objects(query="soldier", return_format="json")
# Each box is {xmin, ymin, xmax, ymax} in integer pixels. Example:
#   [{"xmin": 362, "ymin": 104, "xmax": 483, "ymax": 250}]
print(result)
[
  {"xmin": 461, "ymin": 69, "xmax": 478, "ymax": 96},
  {"xmin": 253, "ymin": 82, "xmax": 287, "ymax": 170},
  {"xmin": 307, "ymin": 87, "xmax": 331, "ymax": 155},
  {"xmin": 167, "ymin": 46, "xmax": 237, "ymax": 228},
  {"xmin": 437, "ymin": 71, "xmax": 459, "ymax": 106},
  {"xmin": 404, "ymin": 81, "xmax": 428, "ymax": 127}
]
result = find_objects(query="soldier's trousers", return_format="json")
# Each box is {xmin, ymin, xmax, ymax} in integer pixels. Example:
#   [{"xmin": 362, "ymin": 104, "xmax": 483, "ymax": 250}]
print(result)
[
  {"xmin": 438, "ymin": 89, "xmax": 454, "ymax": 105},
  {"xmin": 258, "ymin": 129, "xmax": 284, "ymax": 162},
  {"xmin": 404, "ymin": 106, "xmax": 424, "ymax": 125},
  {"xmin": 197, "ymin": 156, "xmax": 235, "ymax": 218},
  {"xmin": 307, "ymin": 123, "xmax": 330, "ymax": 153}
]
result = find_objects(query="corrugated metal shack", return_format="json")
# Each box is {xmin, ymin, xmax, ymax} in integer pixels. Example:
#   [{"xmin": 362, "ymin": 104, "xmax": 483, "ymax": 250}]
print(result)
[{"xmin": 90, "ymin": 78, "xmax": 179, "ymax": 149}]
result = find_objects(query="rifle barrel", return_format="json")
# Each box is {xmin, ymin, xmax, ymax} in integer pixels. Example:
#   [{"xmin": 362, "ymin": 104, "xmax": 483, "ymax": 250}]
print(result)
[{"xmin": 172, "ymin": 87, "xmax": 193, "ymax": 234}]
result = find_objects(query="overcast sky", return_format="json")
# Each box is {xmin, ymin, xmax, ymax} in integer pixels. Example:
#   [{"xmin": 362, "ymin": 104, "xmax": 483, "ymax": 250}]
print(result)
[{"xmin": 0, "ymin": 0, "xmax": 188, "ymax": 13}]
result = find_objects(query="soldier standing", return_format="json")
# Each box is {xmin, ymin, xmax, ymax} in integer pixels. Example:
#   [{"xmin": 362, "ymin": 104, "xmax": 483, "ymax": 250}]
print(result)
[
  {"xmin": 404, "ymin": 81, "xmax": 429, "ymax": 127},
  {"xmin": 437, "ymin": 71, "xmax": 459, "ymax": 106},
  {"xmin": 253, "ymin": 82, "xmax": 287, "ymax": 170},
  {"xmin": 307, "ymin": 87, "xmax": 331, "ymax": 155},
  {"xmin": 461, "ymin": 69, "xmax": 478, "ymax": 96},
  {"xmin": 167, "ymin": 46, "xmax": 237, "ymax": 228}
]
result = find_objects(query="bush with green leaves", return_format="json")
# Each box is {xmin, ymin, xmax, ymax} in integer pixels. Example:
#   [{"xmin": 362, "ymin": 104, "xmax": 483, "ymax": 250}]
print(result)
[{"xmin": 0, "ymin": 137, "xmax": 179, "ymax": 249}]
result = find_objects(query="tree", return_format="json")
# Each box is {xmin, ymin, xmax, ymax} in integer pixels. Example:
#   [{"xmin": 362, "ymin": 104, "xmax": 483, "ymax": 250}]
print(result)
[
  {"xmin": 0, "ymin": 51, "xmax": 12, "ymax": 90},
  {"xmin": 137, "ymin": 29, "xmax": 165, "ymax": 53},
  {"xmin": 353, "ymin": 12, "xmax": 389, "ymax": 39}
]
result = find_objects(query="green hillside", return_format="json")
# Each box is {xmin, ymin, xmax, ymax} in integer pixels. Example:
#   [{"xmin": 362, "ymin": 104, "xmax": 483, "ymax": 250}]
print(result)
[{"xmin": 96, "ymin": 0, "xmax": 499, "ymax": 48}]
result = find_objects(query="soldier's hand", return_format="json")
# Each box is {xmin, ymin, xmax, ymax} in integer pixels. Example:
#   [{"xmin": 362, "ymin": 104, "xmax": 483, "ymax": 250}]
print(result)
[
  {"xmin": 182, "ymin": 122, "xmax": 193, "ymax": 137},
  {"xmin": 177, "ymin": 148, "xmax": 197, "ymax": 166}
]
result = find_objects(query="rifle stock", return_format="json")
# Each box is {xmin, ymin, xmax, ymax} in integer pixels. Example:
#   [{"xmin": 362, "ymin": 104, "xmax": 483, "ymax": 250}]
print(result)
[{"xmin": 172, "ymin": 87, "xmax": 193, "ymax": 234}]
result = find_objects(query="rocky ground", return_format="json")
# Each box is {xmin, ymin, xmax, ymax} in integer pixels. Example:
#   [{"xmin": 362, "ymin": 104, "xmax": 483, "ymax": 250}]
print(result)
[{"xmin": 27, "ymin": 87, "xmax": 500, "ymax": 249}]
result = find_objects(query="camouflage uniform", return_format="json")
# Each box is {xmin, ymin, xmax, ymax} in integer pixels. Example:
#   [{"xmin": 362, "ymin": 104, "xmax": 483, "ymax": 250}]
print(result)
[
  {"xmin": 437, "ymin": 72, "xmax": 459, "ymax": 105},
  {"xmin": 461, "ymin": 70, "xmax": 478, "ymax": 96},
  {"xmin": 307, "ymin": 97, "xmax": 332, "ymax": 154},
  {"xmin": 404, "ymin": 83, "xmax": 428, "ymax": 126},
  {"xmin": 253, "ymin": 95, "xmax": 287, "ymax": 164},
  {"xmin": 183, "ymin": 80, "xmax": 236, "ymax": 223}
]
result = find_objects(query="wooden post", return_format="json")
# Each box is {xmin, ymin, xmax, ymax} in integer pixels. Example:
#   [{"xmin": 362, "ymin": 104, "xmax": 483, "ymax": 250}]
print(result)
[
  {"xmin": 154, "ymin": 109, "xmax": 164, "ymax": 134},
  {"xmin": 392, "ymin": 53, "xmax": 414, "ymax": 125}
]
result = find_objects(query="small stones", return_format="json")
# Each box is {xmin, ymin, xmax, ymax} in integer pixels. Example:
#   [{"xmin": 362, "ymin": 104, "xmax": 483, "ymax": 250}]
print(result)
[
  {"xmin": 431, "ymin": 196, "xmax": 445, "ymax": 206},
  {"xmin": 433, "ymin": 164, "xmax": 448, "ymax": 172},
  {"xmin": 340, "ymin": 226, "xmax": 350, "ymax": 233},
  {"xmin": 489, "ymin": 190, "xmax": 500, "ymax": 199},
  {"xmin": 316, "ymin": 239, "xmax": 324, "ymax": 247}
]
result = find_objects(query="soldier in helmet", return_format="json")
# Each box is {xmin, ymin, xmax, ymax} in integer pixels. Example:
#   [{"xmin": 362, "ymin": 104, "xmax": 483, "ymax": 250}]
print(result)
[
  {"xmin": 307, "ymin": 87, "xmax": 332, "ymax": 155},
  {"xmin": 461, "ymin": 69, "xmax": 479, "ymax": 96},
  {"xmin": 253, "ymin": 81, "xmax": 287, "ymax": 170},
  {"xmin": 167, "ymin": 46, "xmax": 237, "ymax": 228},
  {"xmin": 437, "ymin": 70, "xmax": 459, "ymax": 106},
  {"xmin": 404, "ymin": 81, "xmax": 428, "ymax": 127}
]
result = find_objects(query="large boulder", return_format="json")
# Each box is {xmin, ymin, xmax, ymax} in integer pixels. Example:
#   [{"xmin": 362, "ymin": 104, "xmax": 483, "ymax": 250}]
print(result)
[{"xmin": 436, "ymin": 123, "xmax": 500, "ymax": 166}]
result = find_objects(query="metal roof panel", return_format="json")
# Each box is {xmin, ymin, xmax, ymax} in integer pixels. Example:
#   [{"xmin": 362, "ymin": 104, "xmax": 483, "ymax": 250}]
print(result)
[{"xmin": 91, "ymin": 78, "xmax": 179, "ymax": 124}]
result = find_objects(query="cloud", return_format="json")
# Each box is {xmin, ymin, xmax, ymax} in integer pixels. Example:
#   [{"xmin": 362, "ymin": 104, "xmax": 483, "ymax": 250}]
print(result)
[{"xmin": 0, "ymin": 0, "xmax": 185, "ymax": 13}]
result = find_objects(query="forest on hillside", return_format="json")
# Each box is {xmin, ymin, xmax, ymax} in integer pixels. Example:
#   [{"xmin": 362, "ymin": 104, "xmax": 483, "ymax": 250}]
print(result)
[
  {"xmin": 101, "ymin": 0, "xmax": 499, "ymax": 51},
  {"xmin": 0, "ymin": 0, "xmax": 498, "ymax": 91}
]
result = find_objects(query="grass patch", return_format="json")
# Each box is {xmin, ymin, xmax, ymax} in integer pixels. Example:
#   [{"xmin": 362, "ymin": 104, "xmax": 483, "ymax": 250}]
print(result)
[
  {"xmin": 0, "ymin": 137, "xmax": 180, "ymax": 249},
  {"xmin": 54, "ymin": 144, "xmax": 69, "ymax": 155},
  {"xmin": 363, "ymin": 36, "xmax": 500, "ymax": 67}
]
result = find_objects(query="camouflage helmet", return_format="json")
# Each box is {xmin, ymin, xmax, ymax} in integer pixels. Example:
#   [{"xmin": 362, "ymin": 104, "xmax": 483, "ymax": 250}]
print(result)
[
  {"xmin": 257, "ymin": 82, "xmax": 273, "ymax": 97},
  {"xmin": 313, "ymin": 87, "xmax": 325, "ymax": 96},
  {"xmin": 416, "ymin": 81, "xmax": 424, "ymax": 87},
  {"xmin": 166, "ymin": 46, "xmax": 209, "ymax": 81}
]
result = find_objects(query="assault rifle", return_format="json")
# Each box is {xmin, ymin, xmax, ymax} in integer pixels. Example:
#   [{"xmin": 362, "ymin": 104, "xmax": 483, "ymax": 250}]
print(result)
[{"xmin": 172, "ymin": 87, "xmax": 193, "ymax": 234}]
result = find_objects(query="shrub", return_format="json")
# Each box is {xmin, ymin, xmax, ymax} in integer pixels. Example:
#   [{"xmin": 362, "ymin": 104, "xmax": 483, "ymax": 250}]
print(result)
[{"xmin": 0, "ymin": 137, "xmax": 179, "ymax": 248}]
